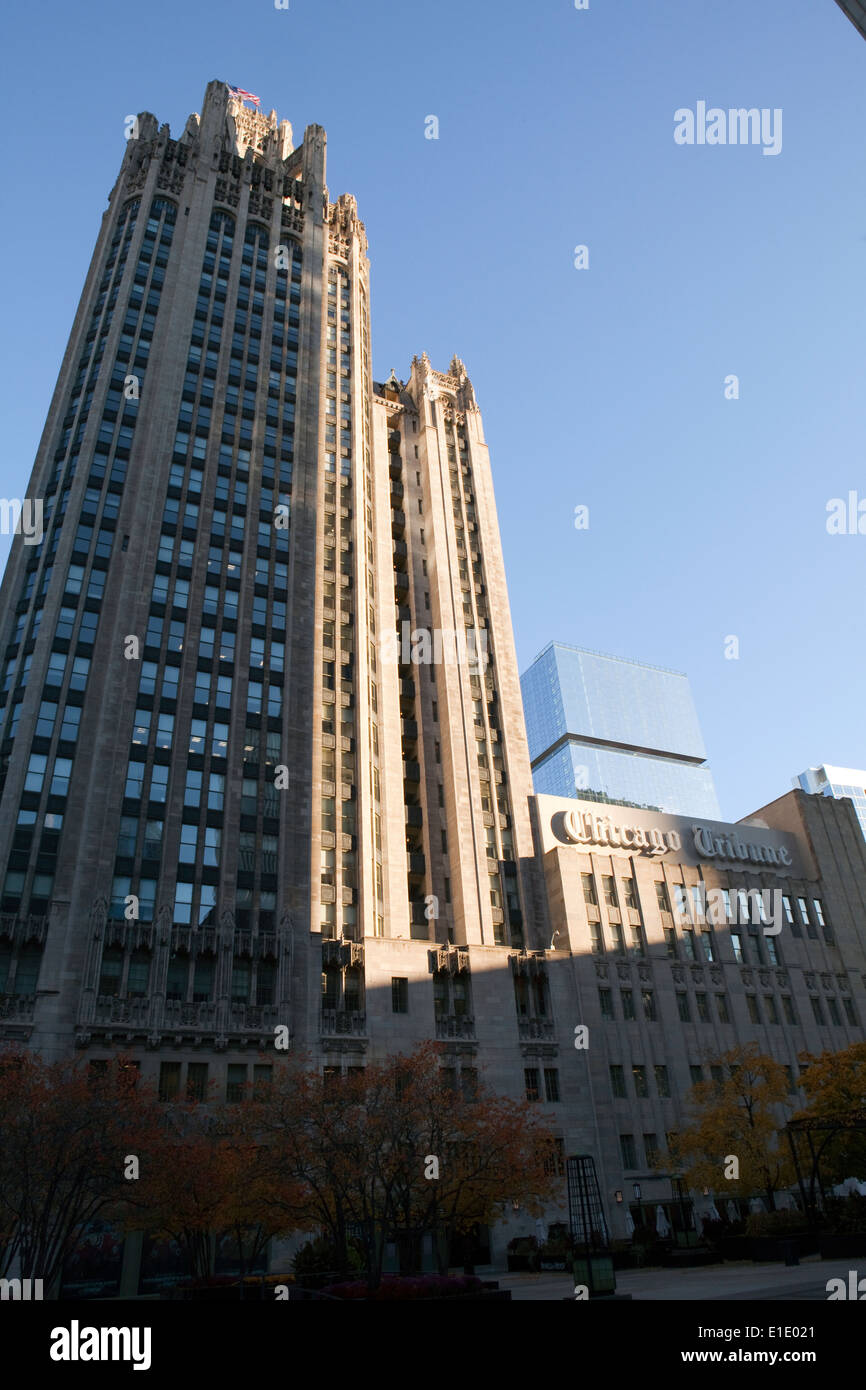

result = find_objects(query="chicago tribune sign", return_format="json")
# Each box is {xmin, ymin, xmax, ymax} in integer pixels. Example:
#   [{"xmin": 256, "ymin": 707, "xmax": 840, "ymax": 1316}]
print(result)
[
  {"xmin": 559, "ymin": 809, "xmax": 793, "ymax": 867},
  {"xmin": 560, "ymin": 809, "xmax": 680, "ymax": 856}
]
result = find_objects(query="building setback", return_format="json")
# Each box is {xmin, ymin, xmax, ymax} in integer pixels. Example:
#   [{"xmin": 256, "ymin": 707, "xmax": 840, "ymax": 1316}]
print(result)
[
  {"xmin": 1, "ymin": 81, "xmax": 865, "ymax": 1285},
  {"xmin": 795, "ymin": 764, "xmax": 866, "ymax": 842}
]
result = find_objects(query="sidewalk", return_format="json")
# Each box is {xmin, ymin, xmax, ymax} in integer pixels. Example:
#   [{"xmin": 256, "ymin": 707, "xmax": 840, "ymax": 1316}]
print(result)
[{"xmin": 497, "ymin": 1255, "xmax": 863, "ymax": 1302}]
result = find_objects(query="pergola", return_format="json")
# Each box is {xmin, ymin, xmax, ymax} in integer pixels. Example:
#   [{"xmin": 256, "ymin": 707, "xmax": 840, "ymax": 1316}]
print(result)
[{"xmin": 785, "ymin": 1110, "xmax": 866, "ymax": 1219}]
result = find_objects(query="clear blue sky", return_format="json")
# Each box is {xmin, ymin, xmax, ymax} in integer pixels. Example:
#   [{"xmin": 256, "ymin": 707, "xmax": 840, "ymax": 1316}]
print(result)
[{"xmin": 1, "ymin": 0, "xmax": 864, "ymax": 822}]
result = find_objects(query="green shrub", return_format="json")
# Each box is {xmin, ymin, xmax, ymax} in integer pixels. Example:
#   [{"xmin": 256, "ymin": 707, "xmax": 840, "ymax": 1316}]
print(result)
[
  {"xmin": 291, "ymin": 1235, "xmax": 364, "ymax": 1277},
  {"xmin": 826, "ymin": 1194, "xmax": 866, "ymax": 1235},
  {"xmin": 744, "ymin": 1209, "xmax": 806, "ymax": 1237}
]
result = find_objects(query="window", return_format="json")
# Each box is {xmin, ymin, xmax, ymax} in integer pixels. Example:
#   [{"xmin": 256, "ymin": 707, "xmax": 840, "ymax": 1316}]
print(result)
[
  {"xmin": 158, "ymin": 1062, "xmax": 181, "ymax": 1102},
  {"xmin": 231, "ymin": 958, "xmax": 251, "ymax": 1003},
  {"xmin": 544, "ymin": 1068, "xmax": 560, "ymax": 1103},
  {"xmin": 599, "ymin": 988, "xmax": 614, "ymax": 1021},
  {"xmin": 781, "ymin": 894, "xmax": 799, "ymax": 937},
  {"xmin": 810, "ymin": 996, "xmax": 825, "ymax": 1025},
  {"xmin": 643, "ymin": 1134, "xmax": 660, "ymax": 1168},
  {"xmin": 187, "ymin": 1063, "xmax": 208, "ymax": 1102},
  {"xmin": 166, "ymin": 954, "xmax": 188, "ymax": 1002},
  {"xmin": 589, "ymin": 922, "xmax": 604, "ymax": 955},
  {"xmin": 716, "ymin": 994, "xmax": 731, "ymax": 1024},
  {"xmin": 621, "ymin": 988, "xmax": 635, "ymax": 1021},
  {"xmin": 828, "ymin": 997, "xmax": 842, "ymax": 1026},
  {"xmin": 601, "ymin": 875, "xmax": 617, "ymax": 908},
  {"xmin": 253, "ymin": 1064, "xmax": 273, "ymax": 1099},
  {"xmin": 844, "ymin": 997, "xmax": 858, "ymax": 1026},
  {"xmin": 654, "ymin": 1064, "xmax": 670, "ymax": 1098},
  {"xmin": 524, "ymin": 1068, "xmax": 540, "ymax": 1103},
  {"xmin": 765, "ymin": 937, "xmax": 780, "ymax": 966},
  {"xmin": 24, "ymin": 753, "xmax": 48, "ymax": 792},
  {"xmin": 619, "ymin": 1134, "xmax": 637, "ymax": 1169},
  {"xmin": 641, "ymin": 990, "xmax": 656, "ymax": 1022},
  {"xmin": 226, "ymin": 1064, "xmax": 247, "ymax": 1102},
  {"xmin": 655, "ymin": 881, "xmax": 670, "ymax": 913},
  {"xmin": 682, "ymin": 929, "xmax": 697, "ymax": 961},
  {"xmin": 695, "ymin": 992, "xmax": 710, "ymax": 1023},
  {"xmin": 731, "ymin": 933, "xmax": 745, "ymax": 964},
  {"xmin": 98, "ymin": 948, "xmax": 123, "ymax": 997},
  {"xmin": 127, "ymin": 953, "xmax": 151, "ymax": 997},
  {"xmin": 689, "ymin": 1065, "xmax": 703, "ymax": 1086},
  {"xmin": 173, "ymin": 882, "xmax": 193, "ymax": 924},
  {"xmin": 148, "ymin": 763, "xmax": 168, "ymax": 803},
  {"xmin": 193, "ymin": 956, "xmax": 215, "ymax": 1003},
  {"xmin": 676, "ymin": 992, "xmax": 691, "ymax": 1022},
  {"xmin": 581, "ymin": 873, "xmax": 597, "ymax": 906},
  {"xmin": 782, "ymin": 995, "xmax": 797, "ymax": 1025},
  {"xmin": 178, "ymin": 824, "xmax": 197, "ymax": 864},
  {"xmin": 391, "ymin": 977, "xmax": 408, "ymax": 1014},
  {"xmin": 632, "ymin": 1064, "xmax": 648, "ymax": 1098},
  {"xmin": 746, "ymin": 994, "xmax": 761, "ymax": 1023},
  {"xmin": 610, "ymin": 1064, "xmax": 626, "ymax": 1098},
  {"xmin": 622, "ymin": 877, "xmax": 638, "ymax": 910}
]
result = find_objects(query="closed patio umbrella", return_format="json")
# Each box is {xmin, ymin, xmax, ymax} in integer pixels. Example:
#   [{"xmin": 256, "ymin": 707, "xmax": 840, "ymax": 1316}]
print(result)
[{"xmin": 655, "ymin": 1206, "xmax": 671, "ymax": 1238}]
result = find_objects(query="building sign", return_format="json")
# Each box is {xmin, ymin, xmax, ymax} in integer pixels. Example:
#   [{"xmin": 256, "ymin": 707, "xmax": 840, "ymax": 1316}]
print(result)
[
  {"xmin": 691, "ymin": 824, "xmax": 792, "ymax": 868},
  {"xmin": 536, "ymin": 794, "xmax": 809, "ymax": 878},
  {"xmin": 560, "ymin": 808, "xmax": 680, "ymax": 856}
]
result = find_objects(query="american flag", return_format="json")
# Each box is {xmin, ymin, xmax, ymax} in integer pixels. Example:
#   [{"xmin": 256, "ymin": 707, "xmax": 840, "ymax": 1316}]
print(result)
[{"xmin": 228, "ymin": 86, "xmax": 261, "ymax": 107}]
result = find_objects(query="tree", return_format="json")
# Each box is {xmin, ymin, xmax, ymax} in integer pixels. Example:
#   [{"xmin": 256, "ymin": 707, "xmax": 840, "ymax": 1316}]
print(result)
[
  {"xmin": 253, "ymin": 1043, "xmax": 560, "ymax": 1289},
  {"xmin": 0, "ymin": 1050, "xmax": 160, "ymax": 1295},
  {"xmin": 670, "ymin": 1044, "xmax": 794, "ymax": 1210},
  {"xmin": 126, "ymin": 1091, "xmax": 301, "ymax": 1281},
  {"xmin": 793, "ymin": 1042, "xmax": 866, "ymax": 1201}
]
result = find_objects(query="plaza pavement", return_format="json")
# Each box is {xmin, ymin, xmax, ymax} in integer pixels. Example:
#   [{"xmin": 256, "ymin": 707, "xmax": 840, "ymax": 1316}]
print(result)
[{"xmin": 495, "ymin": 1255, "xmax": 864, "ymax": 1301}]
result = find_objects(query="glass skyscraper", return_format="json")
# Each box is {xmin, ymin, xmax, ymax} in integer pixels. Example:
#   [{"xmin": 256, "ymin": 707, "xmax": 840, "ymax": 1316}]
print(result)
[
  {"xmin": 795, "ymin": 764, "xmax": 866, "ymax": 840},
  {"xmin": 520, "ymin": 642, "xmax": 720, "ymax": 818}
]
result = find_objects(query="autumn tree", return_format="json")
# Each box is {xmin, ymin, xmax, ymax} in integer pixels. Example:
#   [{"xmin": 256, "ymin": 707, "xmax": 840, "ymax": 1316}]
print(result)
[
  {"xmin": 794, "ymin": 1041, "xmax": 866, "ymax": 1202},
  {"xmin": 126, "ymin": 1092, "xmax": 302, "ymax": 1280},
  {"xmin": 670, "ymin": 1044, "xmax": 794, "ymax": 1210},
  {"xmin": 0, "ymin": 1050, "xmax": 161, "ymax": 1295},
  {"xmin": 252, "ymin": 1043, "xmax": 560, "ymax": 1289}
]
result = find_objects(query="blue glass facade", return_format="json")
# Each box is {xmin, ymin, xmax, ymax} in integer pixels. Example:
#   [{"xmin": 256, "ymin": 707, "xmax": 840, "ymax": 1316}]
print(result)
[{"xmin": 521, "ymin": 643, "xmax": 721, "ymax": 819}]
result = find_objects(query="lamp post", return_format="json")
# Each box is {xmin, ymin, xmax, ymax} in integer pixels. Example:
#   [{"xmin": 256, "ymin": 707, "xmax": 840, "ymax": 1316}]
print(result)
[{"xmin": 671, "ymin": 1174, "xmax": 689, "ymax": 1247}]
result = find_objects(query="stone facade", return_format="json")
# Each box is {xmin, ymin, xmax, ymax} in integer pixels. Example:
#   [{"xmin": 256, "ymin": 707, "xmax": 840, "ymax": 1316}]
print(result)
[{"xmin": 0, "ymin": 82, "xmax": 864, "ymax": 1279}]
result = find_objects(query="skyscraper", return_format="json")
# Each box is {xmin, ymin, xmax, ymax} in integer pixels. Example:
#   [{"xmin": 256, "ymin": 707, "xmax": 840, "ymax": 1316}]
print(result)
[
  {"xmin": 795, "ymin": 764, "xmax": 866, "ymax": 840},
  {"xmin": 520, "ymin": 642, "xmax": 721, "ymax": 819},
  {"xmin": 0, "ymin": 80, "xmax": 543, "ymax": 1086}
]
